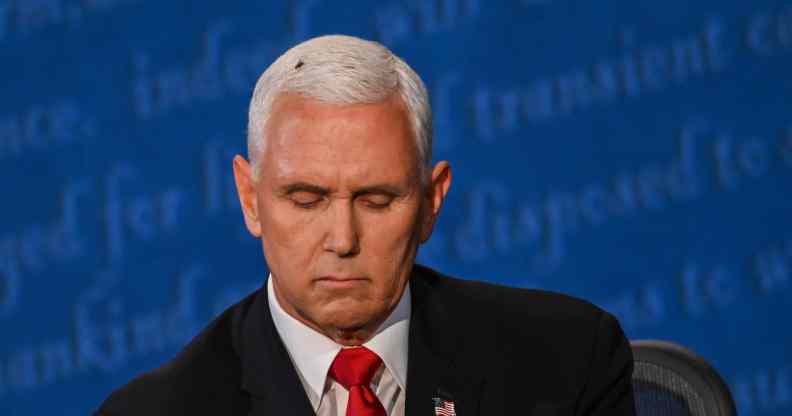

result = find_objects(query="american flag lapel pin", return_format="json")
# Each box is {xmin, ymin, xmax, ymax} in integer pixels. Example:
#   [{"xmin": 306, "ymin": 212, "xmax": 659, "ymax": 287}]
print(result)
[{"xmin": 432, "ymin": 393, "xmax": 456, "ymax": 416}]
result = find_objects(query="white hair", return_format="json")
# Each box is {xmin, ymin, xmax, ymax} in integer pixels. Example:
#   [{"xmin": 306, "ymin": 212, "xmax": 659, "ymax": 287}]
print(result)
[{"xmin": 246, "ymin": 35, "xmax": 432, "ymax": 184}]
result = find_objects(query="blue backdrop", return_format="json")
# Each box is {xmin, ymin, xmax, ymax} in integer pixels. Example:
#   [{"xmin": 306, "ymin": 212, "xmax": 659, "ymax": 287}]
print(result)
[{"xmin": 1, "ymin": 0, "xmax": 791, "ymax": 414}]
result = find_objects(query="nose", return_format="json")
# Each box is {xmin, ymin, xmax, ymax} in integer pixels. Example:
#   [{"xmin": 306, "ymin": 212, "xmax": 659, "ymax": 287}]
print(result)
[{"xmin": 322, "ymin": 199, "xmax": 360, "ymax": 257}]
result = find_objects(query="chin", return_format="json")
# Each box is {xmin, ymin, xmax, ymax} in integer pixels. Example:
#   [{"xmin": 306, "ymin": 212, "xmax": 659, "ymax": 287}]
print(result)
[{"xmin": 319, "ymin": 301, "xmax": 381, "ymax": 331}]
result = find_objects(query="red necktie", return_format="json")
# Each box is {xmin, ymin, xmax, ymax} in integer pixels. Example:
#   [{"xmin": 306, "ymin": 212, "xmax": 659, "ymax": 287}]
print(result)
[{"xmin": 328, "ymin": 347, "xmax": 387, "ymax": 416}]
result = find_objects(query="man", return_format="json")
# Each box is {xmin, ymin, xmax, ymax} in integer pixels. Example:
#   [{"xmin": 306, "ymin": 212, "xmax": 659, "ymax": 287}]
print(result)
[{"xmin": 96, "ymin": 35, "xmax": 635, "ymax": 415}]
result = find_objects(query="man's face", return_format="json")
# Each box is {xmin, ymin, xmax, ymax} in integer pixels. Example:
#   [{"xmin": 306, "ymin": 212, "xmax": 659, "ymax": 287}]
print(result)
[{"xmin": 233, "ymin": 93, "xmax": 450, "ymax": 345}]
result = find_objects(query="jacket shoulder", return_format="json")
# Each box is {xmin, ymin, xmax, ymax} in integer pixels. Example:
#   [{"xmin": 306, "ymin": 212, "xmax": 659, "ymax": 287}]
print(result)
[
  {"xmin": 95, "ymin": 289, "xmax": 259, "ymax": 416},
  {"xmin": 414, "ymin": 264, "xmax": 634, "ymax": 412},
  {"xmin": 415, "ymin": 263, "xmax": 609, "ymax": 329},
  {"xmin": 413, "ymin": 264, "xmax": 625, "ymax": 365}
]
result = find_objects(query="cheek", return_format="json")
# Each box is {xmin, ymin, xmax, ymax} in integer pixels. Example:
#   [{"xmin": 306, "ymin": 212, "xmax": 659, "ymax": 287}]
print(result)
[
  {"xmin": 360, "ymin": 207, "xmax": 422, "ymax": 259},
  {"xmin": 258, "ymin": 197, "xmax": 321, "ymax": 261}
]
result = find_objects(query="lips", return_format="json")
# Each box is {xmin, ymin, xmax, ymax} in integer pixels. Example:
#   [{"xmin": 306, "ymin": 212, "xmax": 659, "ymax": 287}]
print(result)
[
  {"xmin": 315, "ymin": 276, "xmax": 368, "ymax": 288},
  {"xmin": 317, "ymin": 275, "xmax": 367, "ymax": 282}
]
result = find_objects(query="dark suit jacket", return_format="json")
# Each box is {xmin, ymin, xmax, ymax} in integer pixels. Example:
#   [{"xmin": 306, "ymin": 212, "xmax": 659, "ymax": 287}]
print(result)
[{"xmin": 96, "ymin": 264, "xmax": 635, "ymax": 415}]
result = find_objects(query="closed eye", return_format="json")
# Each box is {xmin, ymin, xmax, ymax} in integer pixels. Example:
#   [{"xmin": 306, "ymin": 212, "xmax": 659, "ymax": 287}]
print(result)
[
  {"xmin": 358, "ymin": 193, "xmax": 394, "ymax": 209},
  {"xmin": 289, "ymin": 191, "xmax": 324, "ymax": 209}
]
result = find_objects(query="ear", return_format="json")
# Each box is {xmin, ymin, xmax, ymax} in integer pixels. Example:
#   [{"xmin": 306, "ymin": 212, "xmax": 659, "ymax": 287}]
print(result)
[
  {"xmin": 232, "ymin": 155, "xmax": 262, "ymax": 237},
  {"xmin": 419, "ymin": 161, "xmax": 452, "ymax": 243}
]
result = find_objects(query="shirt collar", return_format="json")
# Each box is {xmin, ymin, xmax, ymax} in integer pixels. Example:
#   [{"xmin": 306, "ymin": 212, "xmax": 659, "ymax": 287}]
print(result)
[{"xmin": 267, "ymin": 274, "xmax": 411, "ymax": 410}]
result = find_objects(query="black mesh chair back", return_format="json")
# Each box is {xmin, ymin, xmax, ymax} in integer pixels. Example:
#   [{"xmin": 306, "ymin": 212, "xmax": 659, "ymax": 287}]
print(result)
[{"xmin": 631, "ymin": 340, "xmax": 737, "ymax": 416}]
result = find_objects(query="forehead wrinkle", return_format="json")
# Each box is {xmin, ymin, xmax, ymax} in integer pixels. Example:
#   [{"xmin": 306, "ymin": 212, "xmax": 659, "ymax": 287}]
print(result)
[
  {"xmin": 271, "ymin": 160, "xmax": 409, "ymax": 197},
  {"xmin": 267, "ymin": 138, "xmax": 410, "ymax": 191},
  {"xmin": 261, "ymin": 94, "xmax": 419, "ymax": 192}
]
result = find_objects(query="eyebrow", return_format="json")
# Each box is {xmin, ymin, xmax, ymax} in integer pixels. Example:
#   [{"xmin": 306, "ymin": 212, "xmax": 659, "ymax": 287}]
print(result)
[
  {"xmin": 277, "ymin": 182, "xmax": 404, "ymax": 197},
  {"xmin": 278, "ymin": 182, "xmax": 329, "ymax": 195}
]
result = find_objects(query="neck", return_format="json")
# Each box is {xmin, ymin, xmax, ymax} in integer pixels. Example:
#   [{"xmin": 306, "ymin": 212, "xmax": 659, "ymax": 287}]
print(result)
[{"xmin": 326, "ymin": 323, "xmax": 384, "ymax": 346}]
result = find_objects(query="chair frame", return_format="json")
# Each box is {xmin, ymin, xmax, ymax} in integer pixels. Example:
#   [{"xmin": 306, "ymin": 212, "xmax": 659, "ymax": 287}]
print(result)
[{"xmin": 631, "ymin": 340, "xmax": 737, "ymax": 416}]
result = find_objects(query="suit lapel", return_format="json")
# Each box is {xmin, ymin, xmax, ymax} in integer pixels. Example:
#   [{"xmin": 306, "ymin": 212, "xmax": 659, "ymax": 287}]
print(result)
[
  {"xmin": 406, "ymin": 266, "xmax": 485, "ymax": 416},
  {"xmin": 237, "ymin": 282, "xmax": 315, "ymax": 416}
]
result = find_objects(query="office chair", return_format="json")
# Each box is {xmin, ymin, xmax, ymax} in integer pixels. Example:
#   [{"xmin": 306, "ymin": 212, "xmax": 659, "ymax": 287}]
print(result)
[{"xmin": 631, "ymin": 340, "xmax": 737, "ymax": 416}]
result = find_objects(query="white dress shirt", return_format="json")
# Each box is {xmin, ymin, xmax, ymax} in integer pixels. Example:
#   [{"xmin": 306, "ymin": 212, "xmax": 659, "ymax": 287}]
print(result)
[{"xmin": 267, "ymin": 275, "xmax": 410, "ymax": 415}]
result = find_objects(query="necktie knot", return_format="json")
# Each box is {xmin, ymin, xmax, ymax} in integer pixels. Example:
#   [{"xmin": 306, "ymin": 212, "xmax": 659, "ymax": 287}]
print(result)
[
  {"xmin": 329, "ymin": 346, "xmax": 383, "ymax": 389},
  {"xmin": 328, "ymin": 347, "xmax": 387, "ymax": 416}
]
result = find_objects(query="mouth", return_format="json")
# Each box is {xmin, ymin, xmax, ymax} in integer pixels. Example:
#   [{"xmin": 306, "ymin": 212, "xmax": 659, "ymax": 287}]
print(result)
[{"xmin": 315, "ymin": 275, "xmax": 369, "ymax": 288}]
